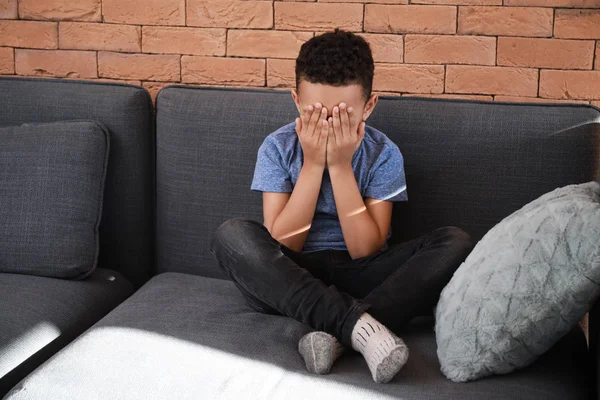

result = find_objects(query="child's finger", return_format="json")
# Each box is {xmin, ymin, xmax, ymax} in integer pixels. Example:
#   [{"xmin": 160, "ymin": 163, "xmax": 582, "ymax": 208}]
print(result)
[
  {"xmin": 319, "ymin": 119, "xmax": 329, "ymax": 145},
  {"xmin": 347, "ymin": 107, "xmax": 357, "ymax": 136},
  {"xmin": 295, "ymin": 117, "xmax": 302, "ymax": 135},
  {"xmin": 318, "ymin": 107, "xmax": 327, "ymax": 137},
  {"xmin": 332, "ymin": 106, "xmax": 341, "ymax": 139},
  {"xmin": 327, "ymin": 117, "xmax": 335, "ymax": 145},
  {"xmin": 300, "ymin": 106, "xmax": 310, "ymax": 135},
  {"xmin": 340, "ymin": 103, "xmax": 351, "ymax": 137},
  {"xmin": 307, "ymin": 104, "xmax": 321, "ymax": 136}
]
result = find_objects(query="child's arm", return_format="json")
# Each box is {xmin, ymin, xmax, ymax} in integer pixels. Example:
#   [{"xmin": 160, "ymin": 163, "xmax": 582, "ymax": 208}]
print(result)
[
  {"xmin": 327, "ymin": 104, "xmax": 392, "ymax": 259},
  {"xmin": 329, "ymin": 165, "xmax": 391, "ymax": 259},
  {"xmin": 264, "ymin": 104, "xmax": 330, "ymax": 252},
  {"xmin": 264, "ymin": 162, "xmax": 324, "ymax": 252}
]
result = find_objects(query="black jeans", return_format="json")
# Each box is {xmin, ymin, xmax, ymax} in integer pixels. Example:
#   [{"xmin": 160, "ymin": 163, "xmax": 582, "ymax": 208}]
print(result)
[{"xmin": 210, "ymin": 218, "xmax": 473, "ymax": 347}]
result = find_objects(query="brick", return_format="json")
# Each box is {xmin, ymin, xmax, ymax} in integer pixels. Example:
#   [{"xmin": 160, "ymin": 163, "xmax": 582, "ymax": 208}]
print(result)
[
  {"xmin": 60, "ymin": 22, "xmax": 140, "ymax": 52},
  {"xmin": 374, "ymin": 91, "xmax": 399, "ymax": 96},
  {"xmin": 0, "ymin": 0, "xmax": 17, "ymax": 19},
  {"xmin": 0, "ymin": 21, "xmax": 57, "ymax": 49},
  {"xmin": 593, "ymin": 100, "xmax": 600, "ymax": 107},
  {"xmin": 228, "ymin": 30, "xmax": 312, "ymax": 59},
  {"xmin": 404, "ymin": 93, "xmax": 493, "ymax": 100},
  {"xmin": 19, "ymin": 0, "xmax": 100, "ymax": 21},
  {"xmin": 267, "ymin": 59, "xmax": 295, "ymax": 87},
  {"xmin": 555, "ymin": 10, "xmax": 600, "ymax": 39},
  {"xmin": 95, "ymin": 78, "xmax": 142, "ymax": 86},
  {"xmin": 374, "ymin": 91, "xmax": 402, "ymax": 96},
  {"xmin": 596, "ymin": 42, "xmax": 600, "ymax": 70},
  {"xmin": 0, "ymin": 47, "xmax": 14, "ymax": 74},
  {"xmin": 143, "ymin": 27, "xmax": 225, "ymax": 56},
  {"xmin": 405, "ymin": 35, "xmax": 495, "ymax": 65},
  {"xmin": 365, "ymin": 5, "xmax": 456, "ymax": 34},
  {"xmin": 494, "ymin": 95, "xmax": 590, "ymax": 104},
  {"xmin": 13, "ymin": 77, "xmax": 142, "ymax": 86},
  {"xmin": 103, "ymin": 0, "xmax": 184, "ymax": 25},
  {"xmin": 99, "ymin": 52, "xmax": 180, "ymax": 82},
  {"xmin": 498, "ymin": 38, "xmax": 594, "ymax": 70},
  {"xmin": 539, "ymin": 70, "xmax": 600, "ymax": 100},
  {"xmin": 275, "ymin": 3, "xmax": 363, "ymax": 31},
  {"xmin": 15, "ymin": 49, "xmax": 96, "ymax": 78},
  {"xmin": 142, "ymin": 81, "xmax": 171, "ymax": 104},
  {"xmin": 321, "ymin": 0, "xmax": 407, "ymax": 3},
  {"xmin": 458, "ymin": 7, "xmax": 552, "ymax": 37},
  {"xmin": 446, "ymin": 66, "xmax": 538, "ymax": 96},
  {"xmin": 182, "ymin": 56, "xmax": 265, "ymax": 86},
  {"xmin": 505, "ymin": 0, "xmax": 600, "ymax": 6},
  {"xmin": 413, "ymin": 0, "xmax": 500, "ymax": 4},
  {"xmin": 359, "ymin": 34, "xmax": 403, "ymax": 63},
  {"xmin": 373, "ymin": 64, "xmax": 444, "ymax": 93},
  {"xmin": 188, "ymin": 1, "xmax": 273, "ymax": 29}
]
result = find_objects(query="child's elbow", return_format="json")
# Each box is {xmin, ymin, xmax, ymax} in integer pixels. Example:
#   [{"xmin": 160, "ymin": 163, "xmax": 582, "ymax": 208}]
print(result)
[{"xmin": 349, "ymin": 237, "xmax": 386, "ymax": 260}]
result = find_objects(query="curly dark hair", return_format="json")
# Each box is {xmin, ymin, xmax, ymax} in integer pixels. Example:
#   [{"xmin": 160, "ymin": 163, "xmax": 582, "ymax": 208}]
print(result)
[{"xmin": 295, "ymin": 29, "xmax": 374, "ymax": 101}]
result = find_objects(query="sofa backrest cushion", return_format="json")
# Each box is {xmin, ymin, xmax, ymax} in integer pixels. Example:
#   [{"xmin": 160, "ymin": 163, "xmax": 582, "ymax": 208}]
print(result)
[
  {"xmin": 0, "ymin": 78, "xmax": 154, "ymax": 287},
  {"xmin": 156, "ymin": 86, "xmax": 600, "ymax": 279},
  {"xmin": 0, "ymin": 120, "xmax": 108, "ymax": 279}
]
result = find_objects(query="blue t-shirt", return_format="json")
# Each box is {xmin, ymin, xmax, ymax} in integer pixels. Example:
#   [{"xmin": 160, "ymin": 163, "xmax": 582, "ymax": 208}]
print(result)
[{"xmin": 251, "ymin": 122, "xmax": 407, "ymax": 253}]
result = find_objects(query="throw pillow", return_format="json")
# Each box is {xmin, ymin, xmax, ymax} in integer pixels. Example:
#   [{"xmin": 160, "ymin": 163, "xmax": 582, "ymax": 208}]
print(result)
[
  {"xmin": 435, "ymin": 181, "xmax": 600, "ymax": 382},
  {"xmin": 0, "ymin": 120, "xmax": 109, "ymax": 279}
]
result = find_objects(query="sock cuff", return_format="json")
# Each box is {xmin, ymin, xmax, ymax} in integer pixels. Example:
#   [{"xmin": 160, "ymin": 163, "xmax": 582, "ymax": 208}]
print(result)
[{"xmin": 341, "ymin": 301, "xmax": 371, "ymax": 348}]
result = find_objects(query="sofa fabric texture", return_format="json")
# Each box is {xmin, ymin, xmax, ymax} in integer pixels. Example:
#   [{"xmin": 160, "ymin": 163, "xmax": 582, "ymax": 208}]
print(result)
[
  {"xmin": 0, "ymin": 77, "xmax": 155, "ymax": 287},
  {"xmin": 436, "ymin": 181, "xmax": 600, "ymax": 382},
  {"xmin": 0, "ymin": 269, "xmax": 133, "ymax": 394},
  {"xmin": 3, "ymin": 273, "xmax": 592, "ymax": 400},
  {"xmin": 0, "ymin": 120, "xmax": 109, "ymax": 279},
  {"xmin": 156, "ymin": 86, "xmax": 600, "ymax": 279}
]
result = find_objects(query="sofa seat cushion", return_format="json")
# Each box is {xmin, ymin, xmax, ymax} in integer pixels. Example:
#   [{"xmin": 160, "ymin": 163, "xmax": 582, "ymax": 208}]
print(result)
[
  {"xmin": 4, "ymin": 272, "xmax": 591, "ymax": 400},
  {"xmin": 0, "ymin": 269, "xmax": 133, "ymax": 394}
]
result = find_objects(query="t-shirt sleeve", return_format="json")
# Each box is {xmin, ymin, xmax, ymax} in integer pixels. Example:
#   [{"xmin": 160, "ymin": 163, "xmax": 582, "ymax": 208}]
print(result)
[
  {"xmin": 364, "ymin": 143, "xmax": 408, "ymax": 202},
  {"xmin": 251, "ymin": 135, "xmax": 293, "ymax": 193}
]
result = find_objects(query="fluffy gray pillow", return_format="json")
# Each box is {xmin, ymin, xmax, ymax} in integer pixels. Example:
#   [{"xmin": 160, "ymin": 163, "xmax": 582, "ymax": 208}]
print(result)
[
  {"xmin": 435, "ymin": 181, "xmax": 600, "ymax": 382},
  {"xmin": 0, "ymin": 120, "xmax": 109, "ymax": 279}
]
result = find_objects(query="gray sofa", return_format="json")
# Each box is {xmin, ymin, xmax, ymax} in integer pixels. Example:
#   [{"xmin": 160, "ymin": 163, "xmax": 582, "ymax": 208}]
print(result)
[
  {"xmin": 0, "ymin": 77, "xmax": 154, "ymax": 395},
  {"xmin": 1, "ymin": 77, "xmax": 599, "ymax": 399}
]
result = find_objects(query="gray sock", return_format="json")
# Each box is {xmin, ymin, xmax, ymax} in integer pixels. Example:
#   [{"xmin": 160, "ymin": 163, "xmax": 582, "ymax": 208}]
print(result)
[
  {"xmin": 372, "ymin": 337, "xmax": 410, "ymax": 383},
  {"xmin": 298, "ymin": 331, "xmax": 345, "ymax": 375},
  {"xmin": 350, "ymin": 313, "xmax": 410, "ymax": 383}
]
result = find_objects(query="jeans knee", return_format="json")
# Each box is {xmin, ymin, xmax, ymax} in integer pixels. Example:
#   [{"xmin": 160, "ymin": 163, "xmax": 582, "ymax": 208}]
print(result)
[
  {"xmin": 211, "ymin": 217, "xmax": 262, "ymax": 253},
  {"xmin": 436, "ymin": 226, "xmax": 474, "ymax": 254}
]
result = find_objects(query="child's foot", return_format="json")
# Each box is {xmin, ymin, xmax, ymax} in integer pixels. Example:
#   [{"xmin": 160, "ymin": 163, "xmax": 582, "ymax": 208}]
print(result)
[
  {"xmin": 298, "ymin": 331, "xmax": 345, "ymax": 375},
  {"xmin": 350, "ymin": 313, "xmax": 409, "ymax": 383}
]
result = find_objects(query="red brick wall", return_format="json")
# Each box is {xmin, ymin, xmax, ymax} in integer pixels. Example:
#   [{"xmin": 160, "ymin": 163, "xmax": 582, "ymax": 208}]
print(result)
[{"xmin": 0, "ymin": 0, "xmax": 599, "ymax": 107}]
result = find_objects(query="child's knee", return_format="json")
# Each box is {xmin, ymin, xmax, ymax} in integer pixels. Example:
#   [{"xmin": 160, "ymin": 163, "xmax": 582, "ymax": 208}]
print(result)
[
  {"xmin": 211, "ymin": 218, "xmax": 261, "ymax": 250},
  {"xmin": 436, "ymin": 226, "xmax": 473, "ymax": 252}
]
